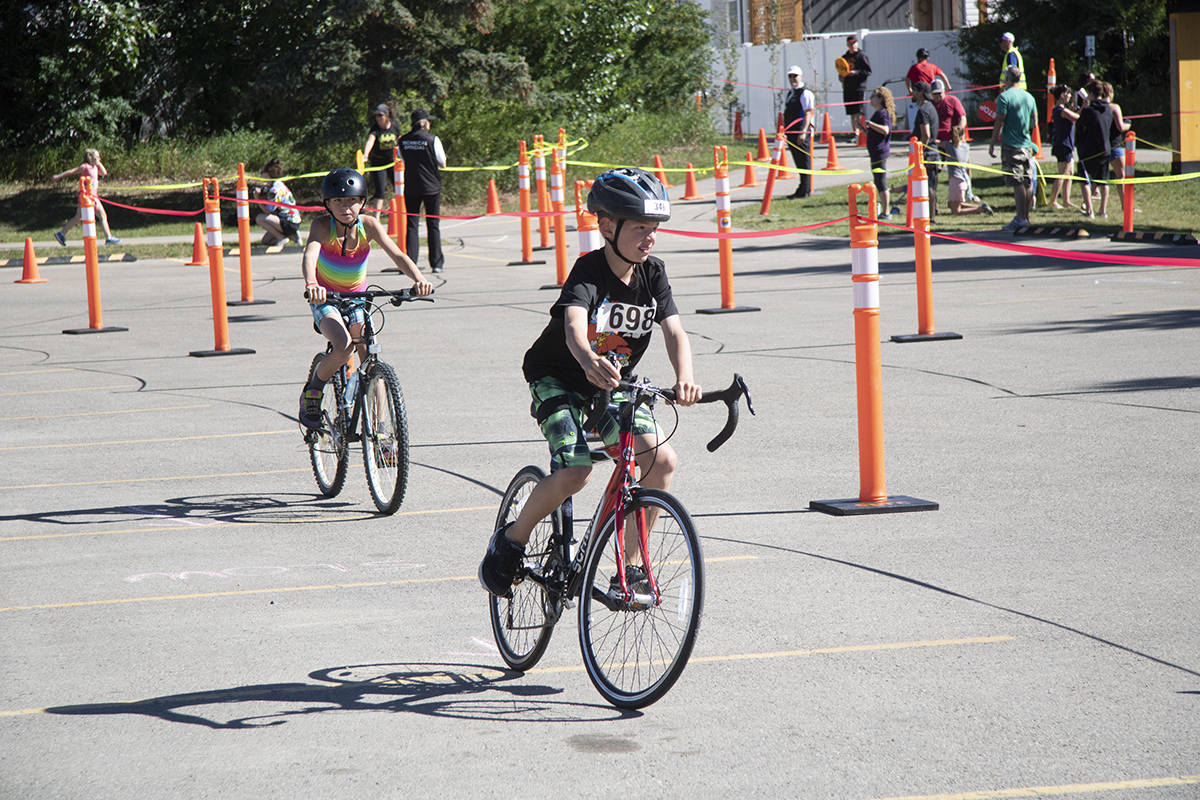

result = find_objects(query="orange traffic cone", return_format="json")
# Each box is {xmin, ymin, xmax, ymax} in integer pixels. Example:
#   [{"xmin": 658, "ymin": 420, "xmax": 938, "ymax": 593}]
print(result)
[
  {"xmin": 485, "ymin": 179, "xmax": 501, "ymax": 215},
  {"xmin": 739, "ymin": 152, "xmax": 760, "ymax": 188},
  {"xmin": 653, "ymin": 154, "xmax": 674, "ymax": 188},
  {"xmin": 822, "ymin": 137, "xmax": 843, "ymax": 171},
  {"xmin": 186, "ymin": 221, "xmax": 208, "ymax": 266},
  {"xmin": 14, "ymin": 238, "xmax": 46, "ymax": 284},
  {"xmin": 682, "ymin": 163, "xmax": 701, "ymax": 200},
  {"xmin": 756, "ymin": 128, "xmax": 770, "ymax": 161},
  {"xmin": 856, "ymin": 128, "xmax": 867, "ymax": 147},
  {"xmin": 733, "ymin": 111, "xmax": 744, "ymax": 140},
  {"xmin": 1032, "ymin": 121, "xmax": 1045, "ymax": 160},
  {"xmin": 964, "ymin": 125, "xmax": 973, "ymax": 142},
  {"xmin": 821, "ymin": 112, "xmax": 833, "ymax": 145}
]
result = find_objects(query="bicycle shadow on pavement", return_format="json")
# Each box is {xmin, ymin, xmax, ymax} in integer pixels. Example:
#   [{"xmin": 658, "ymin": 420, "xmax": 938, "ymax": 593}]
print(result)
[
  {"xmin": 43, "ymin": 662, "xmax": 638, "ymax": 728},
  {"xmin": 0, "ymin": 492, "xmax": 366, "ymax": 529}
]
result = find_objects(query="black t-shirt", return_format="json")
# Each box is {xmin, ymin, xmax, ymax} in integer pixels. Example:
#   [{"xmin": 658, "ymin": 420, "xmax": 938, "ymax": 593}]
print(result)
[
  {"xmin": 842, "ymin": 50, "xmax": 872, "ymax": 94},
  {"xmin": 367, "ymin": 123, "xmax": 399, "ymax": 165},
  {"xmin": 1077, "ymin": 99, "xmax": 1114, "ymax": 163},
  {"xmin": 522, "ymin": 249, "xmax": 680, "ymax": 395},
  {"xmin": 400, "ymin": 128, "xmax": 442, "ymax": 196}
]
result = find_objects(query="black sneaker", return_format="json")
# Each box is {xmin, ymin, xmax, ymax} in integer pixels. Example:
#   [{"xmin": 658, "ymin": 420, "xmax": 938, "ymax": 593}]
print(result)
[
  {"xmin": 609, "ymin": 564, "xmax": 651, "ymax": 595},
  {"xmin": 479, "ymin": 524, "xmax": 525, "ymax": 597},
  {"xmin": 298, "ymin": 386, "xmax": 324, "ymax": 429}
]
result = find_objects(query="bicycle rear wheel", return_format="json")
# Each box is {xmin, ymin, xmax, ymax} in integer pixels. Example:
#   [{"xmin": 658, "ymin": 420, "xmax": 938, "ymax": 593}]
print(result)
[
  {"xmin": 307, "ymin": 355, "xmax": 349, "ymax": 498},
  {"xmin": 488, "ymin": 465, "xmax": 561, "ymax": 672},
  {"xmin": 578, "ymin": 488, "xmax": 704, "ymax": 709},
  {"xmin": 361, "ymin": 362, "xmax": 410, "ymax": 515}
]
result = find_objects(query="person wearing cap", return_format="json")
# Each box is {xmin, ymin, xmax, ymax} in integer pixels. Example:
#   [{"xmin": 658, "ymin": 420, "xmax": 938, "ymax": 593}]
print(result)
[
  {"xmin": 783, "ymin": 65, "xmax": 816, "ymax": 198},
  {"xmin": 905, "ymin": 48, "xmax": 951, "ymax": 97},
  {"xmin": 931, "ymin": 79, "xmax": 970, "ymax": 205},
  {"xmin": 989, "ymin": 65, "xmax": 1039, "ymax": 231},
  {"xmin": 912, "ymin": 81, "xmax": 941, "ymax": 219},
  {"xmin": 400, "ymin": 107, "xmax": 448, "ymax": 273},
  {"xmin": 998, "ymin": 33, "xmax": 1026, "ymax": 90},
  {"xmin": 362, "ymin": 103, "xmax": 399, "ymax": 217},
  {"xmin": 838, "ymin": 35, "xmax": 872, "ymax": 142}
]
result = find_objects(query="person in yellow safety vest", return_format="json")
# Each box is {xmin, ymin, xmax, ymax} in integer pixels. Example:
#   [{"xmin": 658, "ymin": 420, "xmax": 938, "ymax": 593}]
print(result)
[{"xmin": 998, "ymin": 32, "xmax": 1026, "ymax": 90}]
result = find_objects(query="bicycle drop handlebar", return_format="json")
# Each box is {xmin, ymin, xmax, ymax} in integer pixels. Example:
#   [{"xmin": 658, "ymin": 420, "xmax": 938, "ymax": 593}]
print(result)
[{"xmin": 584, "ymin": 374, "xmax": 755, "ymax": 453}]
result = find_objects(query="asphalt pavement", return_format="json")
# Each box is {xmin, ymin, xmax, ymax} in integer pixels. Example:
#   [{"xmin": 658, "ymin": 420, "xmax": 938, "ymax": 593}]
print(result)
[{"xmin": 1, "ymin": 158, "xmax": 1198, "ymax": 799}]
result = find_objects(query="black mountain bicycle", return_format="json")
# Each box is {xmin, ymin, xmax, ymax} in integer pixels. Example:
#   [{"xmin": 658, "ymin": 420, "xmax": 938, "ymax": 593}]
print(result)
[
  {"xmin": 489, "ymin": 373, "xmax": 753, "ymax": 708},
  {"xmin": 301, "ymin": 287, "xmax": 432, "ymax": 514}
]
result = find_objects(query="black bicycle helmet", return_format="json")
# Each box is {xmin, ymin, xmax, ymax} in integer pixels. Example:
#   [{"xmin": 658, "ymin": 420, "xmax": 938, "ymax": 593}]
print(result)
[
  {"xmin": 587, "ymin": 168, "xmax": 671, "ymax": 223},
  {"xmin": 321, "ymin": 168, "xmax": 367, "ymax": 200}
]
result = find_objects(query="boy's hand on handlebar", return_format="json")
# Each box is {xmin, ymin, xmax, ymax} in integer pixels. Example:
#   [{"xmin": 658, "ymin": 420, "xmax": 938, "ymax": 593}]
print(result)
[
  {"xmin": 304, "ymin": 284, "xmax": 327, "ymax": 304},
  {"xmin": 585, "ymin": 353, "xmax": 621, "ymax": 390},
  {"xmin": 411, "ymin": 279, "xmax": 434, "ymax": 297},
  {"xmin": 673, "ymin": 380, "xmax": 702, "ymax": 407}
]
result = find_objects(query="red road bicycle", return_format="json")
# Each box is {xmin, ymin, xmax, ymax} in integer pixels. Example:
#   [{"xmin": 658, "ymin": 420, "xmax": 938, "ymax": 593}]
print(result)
[{"xmin": 488, "ymin": 373, "xmax": 753, "ymax": 708}]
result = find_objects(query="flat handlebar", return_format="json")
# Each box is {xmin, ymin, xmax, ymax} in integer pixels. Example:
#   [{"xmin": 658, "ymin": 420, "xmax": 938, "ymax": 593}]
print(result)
[{"xmin": 303, "ymin": 288, "xmax": 434, "ymax": 305}]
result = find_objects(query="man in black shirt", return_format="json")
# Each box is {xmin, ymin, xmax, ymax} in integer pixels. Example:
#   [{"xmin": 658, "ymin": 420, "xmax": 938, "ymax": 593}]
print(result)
[
  {"xmin": 912, "ymin": 81, "xmax": 941, "ymax": 219},
  {"xmin": 400, "ymin": 108, "xmax": 447, "ymax": 272},
  {"xmin": 783, "ymin": 66, "xmax": 816, "ymax": 198},
  {"xmin": 839, "ymin": 35, "xmax": 872, "ymax": 141}
]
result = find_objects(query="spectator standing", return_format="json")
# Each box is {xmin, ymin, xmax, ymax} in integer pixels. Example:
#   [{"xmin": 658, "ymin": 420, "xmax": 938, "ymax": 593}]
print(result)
[
  {"xmin": 1075, "ymin": 80, "xmax": 1114, "ymax": 218},
  {"xmin": 912, "ymin": 81, "xmax": 941, "ymax": 219},
  {"xmin": 783, "ymin": 65, "xmax": 816, "ymax": 199},
  {"xmin": 363, "ymin": 103, "xmax": 399, "ymax": 217},
  {"xmin": 52, "ymin": 148, "xmax": 120, "ymax": 246},
  {"xmin": 254, "ymin": 157, "xmax": 302, "ymax": 245},
  {"xmin": 839, "ymin": 35, "xmax": 872, "ymax": 142},
  {"xmin": 1046, "ymin": 85, "xmax": 1080, "ymax": 209},
  {"xmin": 946, "ymin": 127, "xmax": 994, "ymax": 216},
  {"xmin": 989, "ymin": 65, "xmax": 1039, "ymax": 231},
  {"xmin": 860, "ymin": 86, "xmax": 896, "ymax": 220},
  {"xmin": 932, "ymin": 79, "xmax": 968, "ymax": 208},
  {"xmin": 400, "ymin": 107, "xmax": 447, "ymax": 273},
  {"xmin": 906, "ymin": 48, "xmax": 952, "ymax": 96},
  {"xmin": 998, "ymin": 33, "xmax": 1026, "ymax": 90}
]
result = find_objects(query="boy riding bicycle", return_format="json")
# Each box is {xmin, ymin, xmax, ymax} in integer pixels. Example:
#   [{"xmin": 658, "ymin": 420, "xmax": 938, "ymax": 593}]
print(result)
[
  {"xmin": 478, "ymin": 167, "xmax": 701, "ymax": 597},
  {"xmin": 299, "ymin": 168, "xmax": 433, "ymax": 429}
]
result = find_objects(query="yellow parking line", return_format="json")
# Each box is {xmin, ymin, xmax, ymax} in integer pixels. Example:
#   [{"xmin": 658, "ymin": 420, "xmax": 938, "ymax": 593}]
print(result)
[
  {"xmin": 0, "ymin": 554, "xmax": 753, "ymax": 612},
  {"xmin": 0, "ymin": 384, "xmax": 128, "ymax": 397},
  {"xmin": 0, "ymin": 368, "xmax": 76, "ymax": 376},
  {"xmin": 0, "ymin": 467, "xmax": 309, "ymax": 491},
  {"xmin": 0, "ymin": 506, "xmax": 496, "ymax": 542},
  {"xmin": 870, "ymin": 775, "xmax": 1200, "ymax": 799},
  {"xmin": 0, "ymin": 429, "xmax": 294, "ymax": 452},
  {"xmin": 0, "ymin": 403, "xmax": 210, "ymax": 422}
]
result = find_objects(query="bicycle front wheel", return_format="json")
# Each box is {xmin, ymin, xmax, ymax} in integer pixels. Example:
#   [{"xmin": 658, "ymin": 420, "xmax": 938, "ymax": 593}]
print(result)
[
  {"xmin": 488, "ymin": 465, "xmax": 561, "ymax": 672},
  {"xmin": 307, "ymin": 355, "xmax": 348, "ymax": 498},
  {"xmin": 578, "ymin": 488, "xmax": 704, "ymax": 709},
  {"xmin": 361, "ymin": 362, "xmax": 410, "ymax": 515}
]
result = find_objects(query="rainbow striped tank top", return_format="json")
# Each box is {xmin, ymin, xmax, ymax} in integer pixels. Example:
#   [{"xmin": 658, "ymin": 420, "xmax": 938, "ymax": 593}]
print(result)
[{"xmin": 316, "ymin": 217, "xmax": 369, "ymax": 292}]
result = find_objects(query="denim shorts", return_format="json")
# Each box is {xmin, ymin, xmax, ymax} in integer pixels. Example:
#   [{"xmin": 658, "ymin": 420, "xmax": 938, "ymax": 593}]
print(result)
[
  {"xmin": 1109, "ymin": 146, "xmax": 1125, "ymax": 162},
  {"xmin": 311, "ymin": 299, "xmax": 366, "ymax": 328}
]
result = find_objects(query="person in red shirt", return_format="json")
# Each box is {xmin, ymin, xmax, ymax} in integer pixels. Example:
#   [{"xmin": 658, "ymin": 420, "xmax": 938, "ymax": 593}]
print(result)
[{"xmin": 905, "ymin": 48, "xmax": 951, "ymax": 95}]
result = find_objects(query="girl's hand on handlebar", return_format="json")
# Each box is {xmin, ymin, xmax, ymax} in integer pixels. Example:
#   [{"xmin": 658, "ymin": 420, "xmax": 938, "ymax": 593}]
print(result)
[
  {"xmin": 304, "ymin": 283, "xmax": 327, "ymax": 304},
  {"xmin": 585, "ymin": 353, "xmax": 621, "ymax": 390},
  {"xmin": 673, "ymin": 380, "xmax": 702, "ymax": 407},
  {"xmin": 411, "ymin": 278, "xmax": 434, "ymax": 297}
]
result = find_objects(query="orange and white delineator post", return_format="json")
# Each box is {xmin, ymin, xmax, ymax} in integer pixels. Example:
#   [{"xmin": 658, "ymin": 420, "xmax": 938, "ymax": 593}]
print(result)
[
  {"xmin": 547, "ymin": 158, "xmax": 568, "ymax": 287},
  {"xmin": 759, "ymin": 141, "xmax": 781, "ymax": 215},
  {"xmin": 394, "ymin": 147, "xmax": 407, "ymax": 252},
  {"xmin": 698, "ymin": 146, "xmax": 760, "ymax": 316},
  {"xmin": 533, "ymin": 134, "xmax": 551, "ymax": 249},
  {"xmin": 63, "ymin": 177, "xmax": 127, "ymax": 335},
  {"xmin": 810, "ymin": 184, "xmax": 937, "ymax": 516},
  {"xmin": 508, "ymin": 140, "xmax": 545, "ymax": 266},
  {"xmin": 1046, "ymin": 57, "xmax": 1057, "ymax": 124},
  {"xmin": 228, "ymin": 162, "xmax": 272, "ymax": 306},
  {"xmin": 1122, "ymin": 130, "xmax": 1137, "ymax": 234},
  {"xmin": 189, "ymin": 178, "xmax": 253, "ymax": 357},
  {"xmin": 891, "ymin": 143, "xmax": 961, "ymax": 343},
  {"xmin": 574, "ymin": 180, "xmax": 602, "ymax": 256}
]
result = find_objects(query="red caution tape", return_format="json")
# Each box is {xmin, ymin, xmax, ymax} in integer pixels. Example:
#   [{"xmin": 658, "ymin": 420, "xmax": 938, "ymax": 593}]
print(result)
[
  {"xmin": 98, "ymin": 197, "xmax": 204, "ymax": 217},
  {"xmin": 662, "ymin": 216, "xmax": 852, "ymax": 239}
]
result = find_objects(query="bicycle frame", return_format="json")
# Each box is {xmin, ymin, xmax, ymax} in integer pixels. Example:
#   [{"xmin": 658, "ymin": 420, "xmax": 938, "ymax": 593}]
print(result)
[{"xmin": 326, "ymin": 309, "xmax": 381, "ymax": 444}]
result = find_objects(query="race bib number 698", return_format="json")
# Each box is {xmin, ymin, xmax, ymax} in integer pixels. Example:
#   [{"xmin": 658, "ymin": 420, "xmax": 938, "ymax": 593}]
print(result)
[{"xmin": 595, "ymin": 300, "xmax": 655, "ymax": 336}]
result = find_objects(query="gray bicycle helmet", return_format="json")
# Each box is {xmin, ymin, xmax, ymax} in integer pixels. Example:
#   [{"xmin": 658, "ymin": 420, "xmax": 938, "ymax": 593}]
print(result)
[
  {"xmin": 587, "ymin": 168, "xmax": 671, "ymax": 223},
  {"xmin": 321, "ymin": 168, "xmax": 367, "ymax": 200}
]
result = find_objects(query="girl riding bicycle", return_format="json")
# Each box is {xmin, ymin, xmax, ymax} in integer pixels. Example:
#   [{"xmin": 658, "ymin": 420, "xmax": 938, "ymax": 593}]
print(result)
[
  {"xmin": 478, "ymin": 167, "xmax": 701, "ymax": 597},
  {"xmin": 299, "ymin": 168, "xmax": 433, "ymax": 429}
]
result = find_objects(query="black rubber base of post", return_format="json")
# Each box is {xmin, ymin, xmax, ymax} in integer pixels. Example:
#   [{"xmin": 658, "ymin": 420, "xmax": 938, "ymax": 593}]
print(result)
[
  {"xmin": 809, "ymin": 495, "xmax": 939, "ymax": 516},
  {"xmin": 188, "ymin": 347, "xmax": 256, "ymax": 358},
  {"xmin": 227, "ymin": 299, "xmax": 276, "ymax": 307},
  {"xmin": 63, "ymin": 326, "xmax": 128, "ymax": 335},
  {"xmin": 696, "ymin": 305, "xmax": 762, "ymax": 315},
  {"xmin": 890, "ymin": 331, "xmax": 963, "ymax": 343}
]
